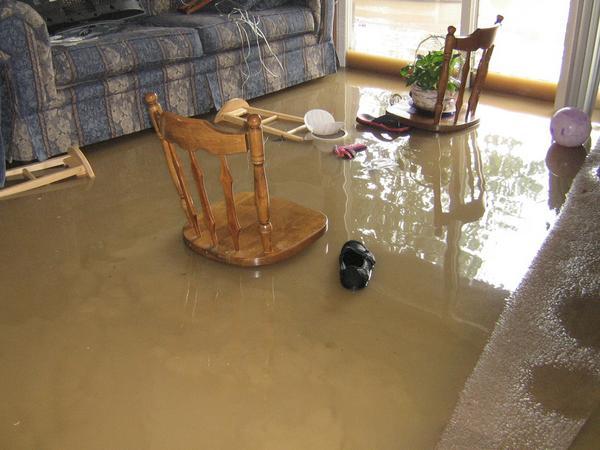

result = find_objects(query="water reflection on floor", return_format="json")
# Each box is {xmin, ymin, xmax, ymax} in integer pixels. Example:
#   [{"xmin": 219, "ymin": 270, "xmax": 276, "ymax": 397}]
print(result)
[
  {"xmin": 350, "ymin": 86, "xmax": 560, "ymax": 292},
  {"xmin": 0, "ymin": 70, "xmax": 594, "ymax": 449}
]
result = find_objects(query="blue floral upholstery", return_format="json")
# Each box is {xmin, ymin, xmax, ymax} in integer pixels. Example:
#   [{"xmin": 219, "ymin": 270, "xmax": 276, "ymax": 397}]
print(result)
[
  {"xmin": 52, "ymin": 25, "xmax": 204, "ymax": 87},
  {"xmin": 143, "ymin": 6, "xmax": 315, "ymax": 54},
  {"xmin": 0, "ymin": 0, "xmax": 336, "ymax": 187},
  {"xmin": 0, "ymin": 1, "xmax": 56, "ymax": 114}
]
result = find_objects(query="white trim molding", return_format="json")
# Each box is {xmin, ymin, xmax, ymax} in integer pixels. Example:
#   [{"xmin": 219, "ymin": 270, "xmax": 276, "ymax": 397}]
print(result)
[
  {"xmin": 555, "ymin": 0, "xmax": 600, "ymax": 115},
  {"xmin": 334, "ymin": 0, "xmax": 350, "ymax": 67},
  {"xmin": 460, "ymin": 0, "xmax": 479, "ymax": 35}
]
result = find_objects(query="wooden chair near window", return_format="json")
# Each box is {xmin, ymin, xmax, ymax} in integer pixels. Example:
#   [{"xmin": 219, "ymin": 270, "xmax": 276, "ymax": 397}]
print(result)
[
  {"xmin": 144, "ymin": 93, "xmax": 327, "ymax": 267},
  {"xmin": 388, "ymin": 15, "xmax": 504, "ymax": 133}
]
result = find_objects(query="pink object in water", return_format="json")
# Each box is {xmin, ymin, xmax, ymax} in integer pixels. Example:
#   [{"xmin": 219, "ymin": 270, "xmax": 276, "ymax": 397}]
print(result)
[{"xmin": 333, "ymin": 143, "xmax": 367, "ymax": 159}]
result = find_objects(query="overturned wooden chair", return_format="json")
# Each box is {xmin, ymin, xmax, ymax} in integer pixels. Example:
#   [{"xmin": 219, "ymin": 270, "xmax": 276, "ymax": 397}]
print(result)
[
  {"xmin": 145, "ymin": 93, "xmax": 327, "ymax": 267},
  {"xmin": 388, "ymin": 15, "xmax": 504, "ymax": 132}
]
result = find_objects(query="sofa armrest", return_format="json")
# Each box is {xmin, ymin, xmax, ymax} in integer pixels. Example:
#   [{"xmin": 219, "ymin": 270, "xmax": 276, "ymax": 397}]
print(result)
[
  {"xmin": 0, "ymin": 0, "xmax": 57, "ymax": 114},
  {"xmin": 305, "ymin": 0, "xmax": 333, "ymax": 43}
]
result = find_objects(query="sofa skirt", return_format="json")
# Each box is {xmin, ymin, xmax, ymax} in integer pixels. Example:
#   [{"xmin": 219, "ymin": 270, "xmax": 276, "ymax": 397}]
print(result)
[{"xmin": 0, "ymin": 39, "xmax": 336, "ymax": 186}]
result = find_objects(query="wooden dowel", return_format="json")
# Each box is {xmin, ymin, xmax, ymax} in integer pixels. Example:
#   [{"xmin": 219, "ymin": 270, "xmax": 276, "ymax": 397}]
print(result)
[
  {"xmin": 246, "ymin": 107, "xmax": 304, "ymax": 123},
  {"xmin": 261, "ymin": 115, "xmax": 279, "ymax": 125},
  {"xmin": 5, "ymin": 156, "xmax": 66, "ymax": 177},
  {"xmin": 262, "ymin": 124, "xmax": 304, "ymax": 142},
  {"xmin": 286, "ymin": 124, "xmax": 308, "ymax": 135}
]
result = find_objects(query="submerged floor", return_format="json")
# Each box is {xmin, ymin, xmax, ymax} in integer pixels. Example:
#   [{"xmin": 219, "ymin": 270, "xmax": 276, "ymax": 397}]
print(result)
[{"xmin": 0, "ymin": 70, "xmax": 597, "ymax": 449}]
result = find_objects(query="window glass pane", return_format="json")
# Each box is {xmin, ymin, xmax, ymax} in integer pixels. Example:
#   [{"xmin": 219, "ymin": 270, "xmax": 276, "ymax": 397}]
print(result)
[
  {"xmin": 351, "ymin": 0, "xmax": 462, "ymax": 61},
  {"xmin": 478, "ymin": 0, "xmax": 570, "ymax": 82}
]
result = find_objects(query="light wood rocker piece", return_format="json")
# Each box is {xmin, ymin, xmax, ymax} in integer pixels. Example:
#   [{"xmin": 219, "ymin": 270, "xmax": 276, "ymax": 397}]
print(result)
[
  {"xmin": 0, "ymin": 146, "xmax": 95, "ymax": 200},
  {"xmin": 215, "ymin": 98, "xmax": 308, "ymax": 142},
  {"xmin": 145, "ymin": 93, "xmax": 327, "ymax": 267},
  {"xmin": 388, "ymin": 15, "xmax": 504, "ymax": 133}
]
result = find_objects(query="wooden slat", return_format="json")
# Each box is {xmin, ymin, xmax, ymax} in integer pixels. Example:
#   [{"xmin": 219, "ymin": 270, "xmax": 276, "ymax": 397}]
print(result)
[
  {"xmin": 468, "ymin": 46, "xmax": 494, "ymax": 118},
  {"xmin": 454, "ymin": 50, "xmax": 471, "ymax": 125},
  {"xmin": 433, "ymin": 26, "xmax": 456, "ymax": 125},
  {"xmin": 454, "ymin": 15, "xmax": 503, "ymax": 52},
  {"xmin": 287, "ymin": 124, "xmax": 308, "ymax": 136},
  {"xmin": 261, "ymin": 115, "xmax": 279, "ymax": 125},
  {"xmin": 162, "ymin": 112, "xmax": 247, "ymax": 156},
  {"xmin": 189, "ymin": 151, "xmax": 218, "ymax": 247},
  {"xmin": 219, "ymin": 155, "xmax": 241, "ymax": 251}
]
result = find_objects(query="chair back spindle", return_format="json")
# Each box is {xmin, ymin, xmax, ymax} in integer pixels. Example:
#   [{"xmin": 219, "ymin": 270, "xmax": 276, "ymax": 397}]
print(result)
[
  {"xmin": 189, "ymin": 151, "xmax": 218, "ymax": 246},
  {"xmin": 453, "ymin": 50, "xmax": 471, "ymax": 125},
  {"xmin": 146, "ymin": 94, "xmax": 202, "ymax": 237},
  {"xmin": 433, "ymin": 15, "xmax": 504, "ymax": 128},
  {"xmin": 219, "ymin": 154, "xmax": 242, "ymax": 250}
]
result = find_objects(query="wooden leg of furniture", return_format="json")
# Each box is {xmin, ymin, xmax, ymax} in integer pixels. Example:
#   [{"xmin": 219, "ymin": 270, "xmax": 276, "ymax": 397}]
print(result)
[{"xmin": 1, "ymin": 146, "xmax": 95, "ymax": 200}]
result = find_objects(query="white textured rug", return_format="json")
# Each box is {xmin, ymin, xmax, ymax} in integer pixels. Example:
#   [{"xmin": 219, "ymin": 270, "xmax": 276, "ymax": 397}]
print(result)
[{"xmin": 437, "ymin": 141, "xmax": 600, "ymax": 449}]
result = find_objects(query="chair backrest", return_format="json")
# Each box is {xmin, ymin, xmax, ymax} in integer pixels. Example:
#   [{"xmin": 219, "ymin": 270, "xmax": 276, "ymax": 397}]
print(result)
[
  {"xmin": 144, "ymin": 93, "xmax": 273, "ymax": 254},
  {"xmin": 434, "ymin": 15, "xmax": 504, "ymax": 126}
]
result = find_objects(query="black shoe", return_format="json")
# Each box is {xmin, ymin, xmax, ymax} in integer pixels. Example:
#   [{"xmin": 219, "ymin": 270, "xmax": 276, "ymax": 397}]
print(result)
[{"xmin": 339, "ymin": 240, "xmax": 376, "ymax": 290}]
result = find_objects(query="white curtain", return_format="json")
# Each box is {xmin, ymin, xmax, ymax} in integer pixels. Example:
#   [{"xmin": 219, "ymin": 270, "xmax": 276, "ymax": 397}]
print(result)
[{"xmin": 555, "ymin": 0, "xmax": 600, "ymax": 115}]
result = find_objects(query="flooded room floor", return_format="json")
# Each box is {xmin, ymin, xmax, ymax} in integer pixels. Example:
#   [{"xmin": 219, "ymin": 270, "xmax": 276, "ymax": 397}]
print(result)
[{"xmin": 0, "ymin": 70, "xmax": 597, "ymax": 449}]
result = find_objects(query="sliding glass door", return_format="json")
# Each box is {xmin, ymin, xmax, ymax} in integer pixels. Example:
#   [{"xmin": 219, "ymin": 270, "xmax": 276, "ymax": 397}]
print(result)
[
  {"xmin": 350, "ymin": 0, "xmax": 463, "ymax": 62},
  {"xmin": 347, "ymin": 0, "xmax": 572, "ymax": 86},
  {"xmin": 478, "ymin": 0, "xmax": 570, "ymax": 82}
]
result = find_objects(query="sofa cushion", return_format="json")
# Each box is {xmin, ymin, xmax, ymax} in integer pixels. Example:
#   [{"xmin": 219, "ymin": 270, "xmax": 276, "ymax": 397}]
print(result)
[
  {"xmin": 144, "ymin": 6, "xmax": 315, "ymax": 54},
  {"xmin": 51, "ymin": 25, "xmax": 203, "ymax": 87}
]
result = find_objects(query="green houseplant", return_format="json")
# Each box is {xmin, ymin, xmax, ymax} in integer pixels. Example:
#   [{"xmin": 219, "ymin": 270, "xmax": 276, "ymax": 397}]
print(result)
[{"xmin": 399, "ymin": 50, "xmax": 462, "ymax": 112}]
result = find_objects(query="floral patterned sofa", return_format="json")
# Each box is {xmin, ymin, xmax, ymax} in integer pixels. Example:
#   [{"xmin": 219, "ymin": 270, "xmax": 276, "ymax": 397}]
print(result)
[{"xmin": 0, "ymin": 0, "xmax": 336, "ymax": 186}]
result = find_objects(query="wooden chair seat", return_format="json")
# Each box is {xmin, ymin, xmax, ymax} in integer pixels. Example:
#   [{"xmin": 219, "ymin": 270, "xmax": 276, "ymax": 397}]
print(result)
[
  {"xmin": 145, "ymin": 93, "xmax": 327, "ymax": 267},
  {"xmin": 386, "ymin": 105, "xmax": 479, "ymax": 133},
  {"xmin": 183, "ymin": 192, "xmax": 327, "ymax": 266}
]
